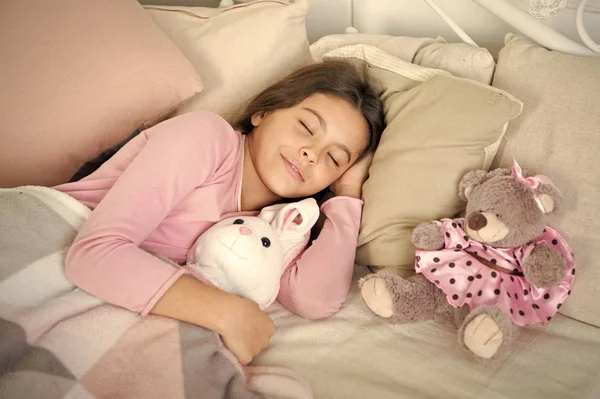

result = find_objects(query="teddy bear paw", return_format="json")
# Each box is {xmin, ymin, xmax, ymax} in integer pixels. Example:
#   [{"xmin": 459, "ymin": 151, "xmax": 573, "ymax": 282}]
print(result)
[
  {"xmin": 412, "ymin": 221, "xmax": 445, "ymax": 250},
  {"xmin": 361, "ymin": 277, "xmax": 394, "ymax": 318},
  {"xmin": 522, "ymin": 245, "xmax": 568, "ymax": 289},
  {"xmin": 462, "ymin": 314, "xmax": 504, "ymax": 359}
]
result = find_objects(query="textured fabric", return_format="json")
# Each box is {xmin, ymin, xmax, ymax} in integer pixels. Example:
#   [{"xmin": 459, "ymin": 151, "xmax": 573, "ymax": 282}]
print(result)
[
  {"xmin": 311, "ymin": 33, "xmax": 495, "ymax": 84},
  {"xmin": 0, "ymin": 0, "xmax": 203, "ymax": 188},
  {"xmin": 256, "ymin": 266, "xmax": 600, "ymax": 399},
  {"xmin": 322, "ymin": 45, "xmax": 523, "ymax": 275},
  {"xmin": 54, "ymin": 111, "xmax": 363, "ymax": 320},
  {"xmin": 145, "ymin": 0, "xmax": 312, "ymax": 122},
  {"xmin": 491, "ymin": 34, "xmax": 600, "ymax": 327},
  {"xmin": 0, "ymin": 185, "xmax": 312, "ymax": 399},
  {"xmin": 415, "ymin": 218, "xmax": 575, "ymax": 327}
]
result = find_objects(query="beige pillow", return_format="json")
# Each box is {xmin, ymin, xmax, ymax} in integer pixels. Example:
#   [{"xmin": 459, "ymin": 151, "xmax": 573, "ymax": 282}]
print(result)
[
  {"xmin": 145, "ymin": 0, "xmax": 312, "ymax": 122},
  {"xmin": 323, "ymin": 45, "xmax": 523, "ymax": 276},
  {"xmin": 491, "ymin": 34, "xmax": 600, "ymax": 327},
  {"xmin": 0, "ymin": 0, "xmax": 202, "ymax": 189},
  {"xmin": 311, "ymin": 33, "xmax": 495, "ymax": 84}
]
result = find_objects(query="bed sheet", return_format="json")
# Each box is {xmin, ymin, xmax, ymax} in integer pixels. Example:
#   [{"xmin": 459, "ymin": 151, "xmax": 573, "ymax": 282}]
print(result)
[{"xmin": 259, "ymin": 266, "xmax": 600, "ymax": 399}]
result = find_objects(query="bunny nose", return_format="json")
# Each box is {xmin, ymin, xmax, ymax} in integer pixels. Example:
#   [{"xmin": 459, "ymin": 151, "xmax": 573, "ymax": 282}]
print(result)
[
  {"xmin": 239, "ymin": 226, "xmax": 252, "ymax": 236},
  {"xmin": 468, "ymin": 213, "xmax": 488, "ymax": 231}
]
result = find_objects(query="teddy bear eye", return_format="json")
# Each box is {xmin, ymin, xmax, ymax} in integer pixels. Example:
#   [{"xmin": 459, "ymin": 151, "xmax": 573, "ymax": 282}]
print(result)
[
  {"xmin": 233, "ymin": 219, "xmax": 244, "ymax": 225},
  {"xmin": 261, "ymin": 237, "xmax": 271, "ymax": 248}
]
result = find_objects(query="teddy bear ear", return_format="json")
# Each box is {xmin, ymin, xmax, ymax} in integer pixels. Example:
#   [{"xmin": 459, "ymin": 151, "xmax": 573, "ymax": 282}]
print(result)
[
  {"xmin": 535, "ymin": 183, "xmax": 562, "ymax": 214},
  {"xmin": 538, "ymin": 194, "xmax": 555, "ymax": 214},
  {"xmin": 458, "ymin": 170, "xmax": 488, "ymax": 201}
]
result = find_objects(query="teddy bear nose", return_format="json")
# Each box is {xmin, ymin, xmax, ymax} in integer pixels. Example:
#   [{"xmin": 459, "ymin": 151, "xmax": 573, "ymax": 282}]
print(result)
[
  {"xmin": 468, "ymin": 213, "xmax": 488, "ymax": 231},
  {"xmin": 239, "ymin": 226, "xmax": 252, "ymax": 236}
]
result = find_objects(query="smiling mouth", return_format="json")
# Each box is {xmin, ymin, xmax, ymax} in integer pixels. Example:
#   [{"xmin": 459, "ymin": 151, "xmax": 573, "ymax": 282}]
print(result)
[{"xmin": 281, "ymin": 155, "xmax": 304, "ymax": 182}]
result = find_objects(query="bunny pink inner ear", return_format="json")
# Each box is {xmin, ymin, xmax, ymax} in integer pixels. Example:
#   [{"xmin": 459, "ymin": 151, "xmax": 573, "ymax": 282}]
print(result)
[
  {"xmin": 280, "ymin": 208, "xmax": 302, "ymax": 234},
  {"xmin": 283, "ymin": 209, "xmax": 303, "ymax": 225}
]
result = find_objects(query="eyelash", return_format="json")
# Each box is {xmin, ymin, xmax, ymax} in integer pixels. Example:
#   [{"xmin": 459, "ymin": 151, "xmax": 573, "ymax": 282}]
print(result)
[
  {"xmin": 329, "ymin": 154, "xmax": 339, "ymax": 167},
  {"xmin": 300, "ymin": 121, "xmax": 313, "ymax": 135}
]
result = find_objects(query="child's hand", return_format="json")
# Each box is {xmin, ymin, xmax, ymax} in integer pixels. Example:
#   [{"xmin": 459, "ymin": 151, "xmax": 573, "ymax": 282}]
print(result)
[
  {"xmin": 151, "ymin": 275, "xmax": 274, "ymax": 366},
  {"xmin": 216, "ymin": 296, "xmax": 275, "ymax": 365},
  {"xmin": 330, "ymin": 152, "xmax": 374, "ymax": 199}
]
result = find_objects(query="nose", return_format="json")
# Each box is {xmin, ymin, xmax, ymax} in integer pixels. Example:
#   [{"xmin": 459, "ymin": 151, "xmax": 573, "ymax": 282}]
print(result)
[
  {"xmin": 239, "ymin": 226, "xmax": 252, "ymax": 236},
  {"xmin": 301, "ymin": 148, "xmax": 317, "ymax": 165},
  {"xmin": 468, "ymin": 213, "xmax": 487, "ymax": 231}
]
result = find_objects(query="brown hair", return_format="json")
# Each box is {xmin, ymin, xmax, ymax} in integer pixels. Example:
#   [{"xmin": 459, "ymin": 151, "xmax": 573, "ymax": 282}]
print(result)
[{"xmin": 233, "ymin": 60, "xmax": 385, "ymax": 161}]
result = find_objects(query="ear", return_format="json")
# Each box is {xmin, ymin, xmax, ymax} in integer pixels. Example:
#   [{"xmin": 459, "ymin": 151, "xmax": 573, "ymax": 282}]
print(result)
[
  {"xmin": 259, "ymin": 198, "xmax": 320, "ymax": 237},
  {"xmin": 538, "ymin": 194, "xmax": 555, "ymax": 214},
  {"xmin": 535, "ymin": 183, "xmax": 561, "ymax": 214},
  {"xmin": 458, "ymin": 170, "xmax": 488, "ymax": 201},
  {"xmin": 251, "ymin": 112, "xmax": 264, "ymax": 127}
]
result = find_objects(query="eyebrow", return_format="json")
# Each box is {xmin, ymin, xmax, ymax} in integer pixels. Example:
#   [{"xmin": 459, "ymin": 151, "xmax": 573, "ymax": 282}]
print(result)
[
  {"xmin": 303, "ymin": 107, "xmax": 351, "ymax": 163},
  {"xmin": 303, "ymin": 107, "xmax": 327, "ymax": 131},
  {"xmin": 338, "ymin": 145, "xmax": 352, "ymax": 163}
]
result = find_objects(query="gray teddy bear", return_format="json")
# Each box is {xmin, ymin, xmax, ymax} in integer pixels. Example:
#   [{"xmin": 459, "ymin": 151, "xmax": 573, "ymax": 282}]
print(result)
[{"xmin": 360, "ymin": 162, "xmax": 575, "ymax": 360}]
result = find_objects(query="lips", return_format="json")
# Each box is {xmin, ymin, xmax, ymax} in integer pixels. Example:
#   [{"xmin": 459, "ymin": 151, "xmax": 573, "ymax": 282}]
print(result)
[{"xmin": 281, "ymin": 155, "xmax": 304, "ymax": 182}]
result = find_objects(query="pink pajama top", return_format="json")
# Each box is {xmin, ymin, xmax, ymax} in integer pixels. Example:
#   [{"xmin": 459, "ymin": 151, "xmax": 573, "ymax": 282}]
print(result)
[
  {"xmin": 54, "ymin": 111, "xmax": 362, "ymax": 320},
  {"xmin": 415, "ymin": 218, "xmax": 575, "ymax": 327}
]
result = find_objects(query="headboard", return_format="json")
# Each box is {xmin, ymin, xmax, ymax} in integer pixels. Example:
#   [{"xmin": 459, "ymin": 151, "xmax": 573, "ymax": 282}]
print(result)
[
  {"xmin": 139, "ymin": 0, "xmax": 220, "ymax": 7},
  {"xmin": 137, "ymin": 0, "xmax": 600, "ymax": 57}
]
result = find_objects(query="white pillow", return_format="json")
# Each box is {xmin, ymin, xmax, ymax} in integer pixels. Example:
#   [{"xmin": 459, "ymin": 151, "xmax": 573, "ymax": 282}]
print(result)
[
  {"xmin": 311, "ymin": 33, "xmax": 495, "ymax": 85},
  {"xmin": 145, "ymin": 0, "xmax": 312, "ymax": 122}
]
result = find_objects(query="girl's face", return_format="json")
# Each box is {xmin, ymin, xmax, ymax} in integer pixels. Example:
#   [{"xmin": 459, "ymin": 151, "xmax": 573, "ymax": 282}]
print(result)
[{"xmin": 247, "ymin": 93, "xmax": 369, "ymax": 199}]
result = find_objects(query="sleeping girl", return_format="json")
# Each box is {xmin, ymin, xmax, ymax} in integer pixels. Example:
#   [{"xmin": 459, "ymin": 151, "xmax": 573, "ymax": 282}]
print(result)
[{"xmin": 54, "ymin": 60, "xmax": 385, "ymax": 366}]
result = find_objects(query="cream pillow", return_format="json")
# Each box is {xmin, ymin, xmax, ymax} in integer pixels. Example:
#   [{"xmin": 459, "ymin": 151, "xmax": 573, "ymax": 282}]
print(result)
[
  {"xmin": 491, "ymin": 34, "xmax": 600, "ymax": 327},
  {"xmin": 0, "ymin": 0, "xmax": 203, "ymax": 188},
  {"xmin": 311, "ymin": 33, "xmax": 495, "ymax": 84},
  {"xmin": 323, "ymin": 45, "xmax": 523, "ymax": 276},
  {"xmin": 145, "ymin": 0, "xmax": 312, "ymax": 122}
]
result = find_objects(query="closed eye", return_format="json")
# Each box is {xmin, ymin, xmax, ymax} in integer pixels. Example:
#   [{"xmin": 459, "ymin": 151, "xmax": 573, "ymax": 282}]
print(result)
[
  {"xmin": 300, "ymin": 121, "xmax": 313, "ymax": 135},
  {"xmin": 329, "ymin": 153, "xmax": 339, "ymax": 167}
]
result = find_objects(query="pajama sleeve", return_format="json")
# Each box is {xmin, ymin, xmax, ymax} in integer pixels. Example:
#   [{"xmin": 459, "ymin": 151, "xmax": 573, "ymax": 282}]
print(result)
[
  {"xmin": 64, "ymin": 111, "xmax": 238, "ymax": 315},
  {"xmin": 277, "ymin": 196, "xmax": 363, "ymax": 320}
]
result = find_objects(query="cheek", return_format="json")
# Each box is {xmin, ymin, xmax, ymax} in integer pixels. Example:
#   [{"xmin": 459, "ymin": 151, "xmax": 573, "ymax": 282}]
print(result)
[{"xmin": 316, "ymin": 163, "xmax": 345, "ymax": 183}]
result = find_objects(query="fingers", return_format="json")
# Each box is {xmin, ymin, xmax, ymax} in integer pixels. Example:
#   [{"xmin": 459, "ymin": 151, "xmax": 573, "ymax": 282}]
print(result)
[{"xmin": 238, "ymin": 353, "xmax": 252, "ymax": 366}]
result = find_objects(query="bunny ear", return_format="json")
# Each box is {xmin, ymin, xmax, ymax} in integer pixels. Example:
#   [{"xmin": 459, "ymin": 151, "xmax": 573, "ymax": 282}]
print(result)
[
  {"xmin": 272, "ymin": 198, "xmax": 320, "ymax": 237},
  {"xmin": 259, "ymin": 198, "xmax": 320, "ymax": 271},
  {"xmin": 258, "ymin": 198, "xmax": 320, "ymax": 236},
  {"xmin": 257, "ymin": 203, "xmax": 286, "ymax": 225}
]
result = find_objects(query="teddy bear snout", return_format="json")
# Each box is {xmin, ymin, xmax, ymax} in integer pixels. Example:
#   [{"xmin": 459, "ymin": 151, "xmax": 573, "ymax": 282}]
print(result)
[{"xmin": 468, "ymin": 213, "xmax": 488, "ymax": 231}]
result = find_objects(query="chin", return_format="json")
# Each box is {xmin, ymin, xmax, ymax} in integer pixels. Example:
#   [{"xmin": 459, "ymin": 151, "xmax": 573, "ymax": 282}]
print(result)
[
  {"xmin": 270, "ymin": 181, "xmax": 319, "ymax": 200},
  {"xmin": 259, "ymin": 166, "xmax": 323, "ymax": 200}
]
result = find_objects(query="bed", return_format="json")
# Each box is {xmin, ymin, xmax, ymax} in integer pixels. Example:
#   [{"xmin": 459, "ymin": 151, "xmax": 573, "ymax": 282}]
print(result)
[{"xmin": 1, "ymin": 0, "xmax": 599, "ymax": 398}]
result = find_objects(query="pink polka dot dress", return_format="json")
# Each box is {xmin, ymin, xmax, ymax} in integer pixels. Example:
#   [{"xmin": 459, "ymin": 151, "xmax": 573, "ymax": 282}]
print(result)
[{"xmin": 415, "ymin": 218, "xmax": 575, "ymax": 327}]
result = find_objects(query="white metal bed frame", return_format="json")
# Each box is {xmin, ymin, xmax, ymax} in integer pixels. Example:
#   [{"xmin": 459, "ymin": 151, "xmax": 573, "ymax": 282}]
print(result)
[
  {"xmin": 221, "ymin": 0, "xmax": 600, "ymax": 58},
  {"xmin": 422, "ymin": 0, "xmax": 599, "ymax": 57}
]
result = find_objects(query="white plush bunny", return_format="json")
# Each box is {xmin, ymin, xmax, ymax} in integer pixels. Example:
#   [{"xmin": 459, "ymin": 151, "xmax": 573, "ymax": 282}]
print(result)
[{"xmin": 185, "ymin": 198, "xmax": 320, "ymax": 309}]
